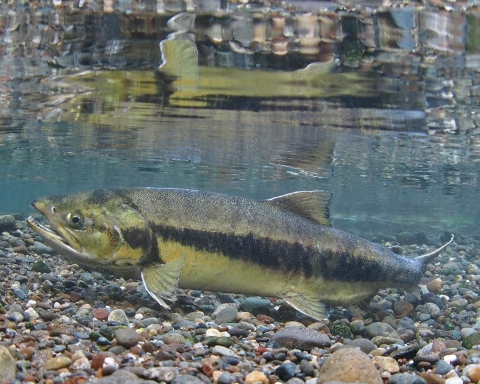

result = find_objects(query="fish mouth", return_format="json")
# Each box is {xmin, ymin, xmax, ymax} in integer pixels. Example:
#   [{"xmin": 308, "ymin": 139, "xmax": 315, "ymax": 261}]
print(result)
[{"xmin": 26, "ymin": 215, "xmax": 86, "ymax": 261}]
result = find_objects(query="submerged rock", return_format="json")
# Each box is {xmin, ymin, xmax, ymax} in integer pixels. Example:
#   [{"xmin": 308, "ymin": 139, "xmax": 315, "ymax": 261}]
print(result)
[
  {"xmin": 271, "ymin": 326, "xmax": 330, "ymax": 349},
  {"xmin": 0, "ymin": 346, "xmax": 16, "ymax": 381},
  {"xmin": 317, "ymin": 348, "xmax": 382, "ymax": 384}
]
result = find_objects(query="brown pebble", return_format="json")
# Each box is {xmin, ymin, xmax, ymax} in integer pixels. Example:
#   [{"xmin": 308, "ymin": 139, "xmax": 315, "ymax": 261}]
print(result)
[
  {"xmin": 202, "ymin": 361, "xmax": 214, "ymax": 376},
  {"xmin": 256, "ymin": 314, "xmax": 274, "ymax": 324},
  {"xmin": 416, "ymin": 361, "xmax": 432, "ymax": 369},
  {"xmin": 70, "ymin": 293, "xmax": 82, "ymax": 303},
  {"xmin": 393, "ymin": 301, "xmax": 414, "ymax": 317},
  {"xmin": 19, "ymin": 347, "xmax": 35, "ymax": 360},
  {"xmin": 418, "ymin": 372, "xmax": 445, "ymax": 384},
  {"xmin": 93, "ymin": 308, "xmax": 109, "ymax": 321},
  {"xmin": 155, "ymin": 350, "xmax": 174, "ymax": 361},
  {"xmin": 142, "ymin": 341, "xmax": 157, "ymax": 353},
  {"xmin": 318, "ymin": 348, "xmax": 382, "ymax": 384},
  {"xmin": 431, "ymin": 340, "xmax": 446, "ymax": 354},
  {"xmin": 13, "ymin": 245, "xmax": 29, "ymax": 254},
  {"xmin": 426, "ymin": 278, "xmax": 443, "ymax": 293},
  {"xmin": 91, "ymin": 353, "xmax": 114, "ymax": 371},
  {"xmin": 466, "ymin": 364, "xmax": 480, "ymax": 382},
  {"xmin": 444, "ymin": 340, "xmax": 461, "ymax": 348}
]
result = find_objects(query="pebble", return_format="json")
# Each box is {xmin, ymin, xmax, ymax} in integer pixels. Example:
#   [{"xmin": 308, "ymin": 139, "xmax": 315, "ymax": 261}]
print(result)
[
  {"xmin": 145, "ymin": 367, "xmax": 179, "ymax": 382},
  {"xmin": 44, "ymin": 356, "xmax": 73, "ymax": 370},
  {"xmin": 393, "ymin": 301, "xmax": 414, "ymax": 317},
  {"xmin": 34, "ymin": 240, "xmax": 53, "ymax": 254},
  {"xmin": 108, "ymin": 309, "xmax": 129, "ymax": 324},
  {"xmin": 271, "ymin": 326, "xmax": 330, "ymax": 349},
  {"xmin": 213, "ymin": 304, "xmax": 238, "ymax": 324},
  {"xmin": 241, "ymin": 297, "xmax": 271, "ymax": 311},
  {"xmin": 90, "ymin": 369, "xmax": 157, "ymax": 384},
  {"xmin": 318, "ymin": 348, "xmax": 382, "ymax": 384},
  {"xmin": 366, "ymin": 322, "xmax": 396, "ymax": 338},
  {"xmin": 372, "ymin": 356, "xmax": 400, "ymax": 373},
  {"xmin": 244, "ymin": 371, "xmax": 269, "ymax": 384},
  {"xmin": 164, "ymin": 333, "xmax": 186, "ymax": 345},
  {"xmin": 435, "ymin": 360, "xmax": 454, "ymax": 375},
  {"xmin": 275, "ymin": 362, "xmax": 296, "ymax": 381},
  {"xmin": 388, "ymin": 373, "xmax": 428, "ymax": 384},
  {"xmin": 211, "ymin": 345, "xmax": 234, "ymax": 357},
  {"xmin": 114, "ymin": 328, "xmax": 139, "ymax": 347},
  {"xmin": 94, "ymin": 307, "xmax": 110, "ymax": 320},
  {"xmin": 348, "ymin": 338, "xmax": 376, "ymax": 353},
  {"xmin": 0, "ymin": 346, "xmax": 17, "ymax": 381}
]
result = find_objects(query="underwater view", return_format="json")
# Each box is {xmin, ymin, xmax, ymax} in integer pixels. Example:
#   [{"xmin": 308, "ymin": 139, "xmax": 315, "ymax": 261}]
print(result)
[{"xmin": 1, "ymin": 0, "xmax": 480, "ymax": 382}]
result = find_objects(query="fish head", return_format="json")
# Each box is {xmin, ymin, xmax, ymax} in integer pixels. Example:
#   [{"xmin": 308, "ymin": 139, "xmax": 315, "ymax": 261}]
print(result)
[{"xmin": 27, "ymin": 190, "xmax": 152, "ymax": 273}]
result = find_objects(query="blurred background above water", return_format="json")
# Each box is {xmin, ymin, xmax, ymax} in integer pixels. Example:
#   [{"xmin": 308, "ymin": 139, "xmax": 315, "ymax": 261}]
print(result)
[{"xmin": 1, "ymin": 0, "xmax": 480, "ymax": 238}]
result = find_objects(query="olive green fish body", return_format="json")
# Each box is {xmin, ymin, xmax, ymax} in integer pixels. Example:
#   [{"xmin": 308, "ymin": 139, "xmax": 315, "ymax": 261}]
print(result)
[{"xmin": 27, "ymin": 188, "xmax": 453, "ymax": 320}]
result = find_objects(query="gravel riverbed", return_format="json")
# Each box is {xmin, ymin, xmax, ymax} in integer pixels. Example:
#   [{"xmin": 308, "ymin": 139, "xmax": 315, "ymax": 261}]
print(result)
[{"xmin": 1, "ymin": 214, "xmax": 480, "ymax": 384}]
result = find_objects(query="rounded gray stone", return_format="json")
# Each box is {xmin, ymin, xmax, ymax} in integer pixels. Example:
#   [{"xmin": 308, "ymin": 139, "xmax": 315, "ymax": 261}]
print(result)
[
  {"xmin": 387, "ymin": 373, "xmax": 427, "ymax": 384},
  {"xmin": 163, "ymin": 332, "xmax": 186, "ymax": 345},
  {"xmin": 241, "ymin": 297, "xmax": 271, "ymax": 312},
  {"xmin": 145, "ymin": 367, "xmax": 179, "ymax": 383},
  {"xmin": 173, "ymin": 374, "xmax": 206, "ymax": 384},
  {"xmin": 212, "ymin": 345, "xmax": 234, "ymax": 357},
  {"xmin": 0, "ymin": 215, "xmax": 16, "ymax": 232},
  {"xmin": 347, "ymin": 338, "xmax": 376, "ymax": 354},
  {"xmin": 365, "ymin": 322, "xmax": 396, "ymax": 338},
  {"xmin": 89, "ymin": 369, "xmax": 157, "ymax": 384},
  {"xmin": 108, "ymin": 309, "xmax": 129, "ymax": 324},
  {"xmin": 421, "ymin": 303, "xmax": 440, "ymax": 317},
  {"xmin": 114, "ymin": 328, "xmax": 139, "ymax": 348},
  {"xmin": 213, "ymin": 304, "xmax": 238, "ymax": 324},
  {"xmin": 33, "ymin": 241, "xmax": 53, "ymax": 255},
  {"xmin": 271, "ymin": 326, "xmax": 330, "ymax": 350},
  {"xmin": 217, "ymin": 372, "xmax": 237, "ymax": 384},
  {"xmin": 435, "ymin": 360, "xmax": 454, "ymax": 375}
]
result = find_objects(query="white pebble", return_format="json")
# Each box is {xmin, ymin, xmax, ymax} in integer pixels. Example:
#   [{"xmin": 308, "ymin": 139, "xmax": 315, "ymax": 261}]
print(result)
[
  {"xmin": 54, "ymin": 302, "xmax": 61, "ymax": 309},
  {"xmin": 11, "ymin": 283, "xmax": 20, "ymax": 290},
  {"xmin": 206, "ymin": 329, "xmax": 221, "ymax": 337},
  {"xmin": 211, "ymin": 345, "xmax": 234, "ymax": 357},
  {"xmin": 25, "ymin": 307, "xmax": 39, "ymax": 320},
  {"xmin": 445, "ymin": 377, "xmax": 463, "ymax": 384},
  {"xmin": 103, "ymin": 357, "xmax": 118, "ymax": 369},
  {"xmin": 443, "ymin": 354, "xmax": 457, "ymax": 364},
  {"xmin": 135, "ymin": 314, "xmax": 144, "ymax": 320},
  {"xmin": 26, "ymin": 300, "xmax": 36, "ymax": 308}
]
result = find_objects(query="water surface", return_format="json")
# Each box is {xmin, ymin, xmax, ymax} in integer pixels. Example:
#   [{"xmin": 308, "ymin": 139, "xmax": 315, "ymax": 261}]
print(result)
[{"xmin": 1, "ymin": 0, "xmax": 479, "ymax": 239}]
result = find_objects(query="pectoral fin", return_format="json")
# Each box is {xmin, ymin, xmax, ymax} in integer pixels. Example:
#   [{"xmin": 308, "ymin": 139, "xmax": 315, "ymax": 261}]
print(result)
[
  {"xmin": 283, "ymin": 292, "xmax": 328, "ymax": 321},
  {"xmin": 141, "ymin": 254, "xmax": 186, "ymax": 310}
]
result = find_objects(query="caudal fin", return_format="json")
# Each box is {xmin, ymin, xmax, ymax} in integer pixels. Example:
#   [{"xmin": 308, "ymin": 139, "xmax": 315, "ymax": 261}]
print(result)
[{"xmin": 414, "ymin": 234, "xmax": 454, "ymax": 266}]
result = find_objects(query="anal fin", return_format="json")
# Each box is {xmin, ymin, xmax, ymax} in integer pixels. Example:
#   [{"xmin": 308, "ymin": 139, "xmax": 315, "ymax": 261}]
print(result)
[
  {"xmin": 141, "ymin": 254, "xmax": 186, "ymax": 310},
  {"xmin": 283, "ymin": 292, "xmax": 328, "ymax": 321}
]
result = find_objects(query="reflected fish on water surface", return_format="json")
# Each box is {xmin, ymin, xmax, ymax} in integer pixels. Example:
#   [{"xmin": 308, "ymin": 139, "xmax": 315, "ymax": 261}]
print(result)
[{"xmin": 26, "ymin": 188, "xmax": 453, "ymax": 320}]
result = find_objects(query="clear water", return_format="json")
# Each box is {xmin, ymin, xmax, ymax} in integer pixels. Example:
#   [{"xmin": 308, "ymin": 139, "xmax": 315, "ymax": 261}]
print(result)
[{"xmin": 1, "ymin": 1, "xmax": 480, "ymax": 239}]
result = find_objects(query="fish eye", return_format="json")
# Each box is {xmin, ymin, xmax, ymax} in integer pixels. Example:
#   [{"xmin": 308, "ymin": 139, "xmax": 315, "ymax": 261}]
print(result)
[
  {"xmin": 67, "ymin": 212, "xmax": 84, "ymax": 228},
  {"xmin": 50, "ymin": 206, "xmax": 56, "ymax": 214}
]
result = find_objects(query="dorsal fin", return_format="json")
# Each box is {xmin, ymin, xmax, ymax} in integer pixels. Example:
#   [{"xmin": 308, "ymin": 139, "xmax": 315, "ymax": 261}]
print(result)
[{"xmin": 267, "ymin": 190, "xmax": 331, "ymax": 226}]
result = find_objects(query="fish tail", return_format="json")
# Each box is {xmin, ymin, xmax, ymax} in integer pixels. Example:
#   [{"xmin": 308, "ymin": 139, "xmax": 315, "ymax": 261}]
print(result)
[{"xmin": 414, "ymin": 234, "xmax": 454, "ymax": 267}]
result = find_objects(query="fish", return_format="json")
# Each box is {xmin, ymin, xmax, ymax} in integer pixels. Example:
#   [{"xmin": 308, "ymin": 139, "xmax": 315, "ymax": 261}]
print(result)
[{"xmin": 26, "ymin": 188, "xmax": 453, "ymax": 321}]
